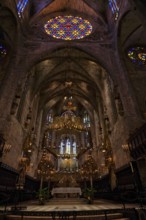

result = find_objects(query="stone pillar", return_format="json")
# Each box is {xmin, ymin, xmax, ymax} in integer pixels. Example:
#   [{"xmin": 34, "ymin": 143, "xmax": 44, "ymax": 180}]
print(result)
[
  {"xmin": 93, "ymin": 110, "xmax": 100, "ymax": 147},
  {"xmin": 109, "ymin": 52, "xmax": 145, "ymax": 168},
  {"xmin": 103, "ymin": 73, "xmax": 117, "ymax": 126},
  {"xmin": 0, "ymin": 56, "xmax": 28, "ymax": 134},
  {"xmin": 31, "ymin": 95, "xmax": 40, "ymax": 129},
  {"xmin": 97, "ymin": 98, "xmax": 106, "ymax": 136},
  {"xmin": 110, "ymin": 51, "xmax": 144, "ymax": 130},
  {"xmin": 35, "ymin": 110, "xmax": 43, "ymax": 147}
]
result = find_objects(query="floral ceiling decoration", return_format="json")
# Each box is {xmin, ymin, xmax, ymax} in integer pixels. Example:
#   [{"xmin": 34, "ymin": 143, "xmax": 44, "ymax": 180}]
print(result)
[{"xmin": 44, "ymin": 15, "xmax": 92, "ymax": 40}]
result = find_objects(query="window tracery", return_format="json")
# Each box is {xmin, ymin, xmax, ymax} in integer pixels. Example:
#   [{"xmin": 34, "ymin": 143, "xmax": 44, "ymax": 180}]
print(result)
[
  {"xmin": 127, "ymin": 47, "xmax": 146, "ymax": 66},
  {"xmin": 83, "ymin": 111, "xmax": 91, "ymax": 128},
  {"xmin": 44, "ymin": 16, "xmax": 92, "ymax": 40}
]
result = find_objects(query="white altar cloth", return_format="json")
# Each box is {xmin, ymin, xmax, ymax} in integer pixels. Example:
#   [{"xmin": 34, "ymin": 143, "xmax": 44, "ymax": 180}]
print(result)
[{"xmin": 51, "ymin": 187, "xmax": 82, "ymax": 195}]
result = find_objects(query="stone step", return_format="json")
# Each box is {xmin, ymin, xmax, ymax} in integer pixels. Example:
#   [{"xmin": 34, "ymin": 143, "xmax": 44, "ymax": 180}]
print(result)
[
  {"xmin": 113, "ymin": 219, "xmax": 130, "ymax": 220},
  {"xmin": 104, "ymin": 213, "xmax": 123, "ymax": 219},
  {"xmin": 48, "ymin": 198, "xmax": 85, "ymax": 205}
]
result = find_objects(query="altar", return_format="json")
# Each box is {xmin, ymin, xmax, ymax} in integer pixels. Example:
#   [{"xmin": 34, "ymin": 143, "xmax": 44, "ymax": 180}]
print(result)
[{"xmin": 51, "ymin": 187, "xmax": 82, "ymax": 197}]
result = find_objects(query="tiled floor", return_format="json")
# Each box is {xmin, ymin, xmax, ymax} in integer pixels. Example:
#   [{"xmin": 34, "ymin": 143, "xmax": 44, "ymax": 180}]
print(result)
[{"xmin": 0, "ymin": 198, "xmax": 145, "ymax": 212}]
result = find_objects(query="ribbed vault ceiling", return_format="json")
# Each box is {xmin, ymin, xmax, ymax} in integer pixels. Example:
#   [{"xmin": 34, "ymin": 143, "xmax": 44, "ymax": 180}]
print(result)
[
  {"xmin": 32, "ymin": 47, "xmax": 106, "ymax": 117},
  {"xmin": 23, "ymin": 0, "xmax": 110, "ymax": 117},
  {"xmin": 1, "ymin": 0, "xmax": 145, "ymax": 118}
]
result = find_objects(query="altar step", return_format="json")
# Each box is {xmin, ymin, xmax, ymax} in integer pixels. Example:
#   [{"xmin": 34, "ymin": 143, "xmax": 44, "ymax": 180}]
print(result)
[{"xmin": 49, "ymin": 197, "xmax": 85, "ymax": 205}]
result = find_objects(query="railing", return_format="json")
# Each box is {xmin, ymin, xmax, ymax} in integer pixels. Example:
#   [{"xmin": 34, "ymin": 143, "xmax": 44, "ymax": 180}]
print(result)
[
  {"xmin": 1, "ymin": 190, "xmax": 146, "ymax": 209},
  {"xmin": 0, "ymin": 208, "xmax": 139, "ymax": 220},
  {"xmin": 128, "ymin": 123, "xmax": 146, "ymax": 160}
]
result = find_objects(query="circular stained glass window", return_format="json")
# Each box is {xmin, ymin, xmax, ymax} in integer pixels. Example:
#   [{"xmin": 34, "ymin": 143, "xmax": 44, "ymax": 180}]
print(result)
[
  {"xmin": 44, "ymin": 16, "xmax": 92, "ymax": 40},
  {"xmin": 127, "ymin": 47, "xmax": 146, "ymax": 66}
]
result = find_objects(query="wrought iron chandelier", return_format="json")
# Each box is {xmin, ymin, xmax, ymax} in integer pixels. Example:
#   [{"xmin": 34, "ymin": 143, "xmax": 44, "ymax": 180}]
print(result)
[{"xmin": 48, "ymin": 110, "xmax": 86, "ymax": 131}]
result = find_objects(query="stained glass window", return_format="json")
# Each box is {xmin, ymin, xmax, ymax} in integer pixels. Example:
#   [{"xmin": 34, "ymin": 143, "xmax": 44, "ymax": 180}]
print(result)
[
  {"xmin": 60, "ymin": 141, "xmax": 64, "ymax": 155},
  {"xmin": 46, "ymin": 111, "xmax": 53, "ymax": 124},
  {"xmin": 73, "ymin": 142, "xmax": 76, "ymax": 154},
  {"xmin": 128, "ymin": 47, "xmax": 146, "ymax": 66},
  {"xmin": 44, "ymin": 16, "xmax": 92, "ymax": 40},
  {"xmin": 109, "ymin": 0, "xmax": 119, "ymax": 20},
  {"xmin": 17, "ymin": 0, "xmax": 29, "ymax": 17},
  {"xmin": 83, "ymin": 112, "xmax": 90, "ymax": 128},
  {"xmin": 66, "ymin": 139, "xmax": 71, "ymax": 154},
  {"xmin": 0, "ymin": 44, "xmax": 7, "ymax": 62}
]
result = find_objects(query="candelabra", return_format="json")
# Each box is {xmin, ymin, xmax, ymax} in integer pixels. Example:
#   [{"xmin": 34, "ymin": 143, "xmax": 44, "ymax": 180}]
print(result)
[
  {"xmin": 80, "ymin": 154, "xmax": 98, "ymax": 188},
  {"xmin": 16, "ymin": 129, "xmax": 36, "ymax": 190},
  {"xmin": 122, "ymin": 144, "xmax": 134, "ymax": 172},
  {"xmin": 48, "ymin": 111, "xmax": 86, "ymax": 131}
]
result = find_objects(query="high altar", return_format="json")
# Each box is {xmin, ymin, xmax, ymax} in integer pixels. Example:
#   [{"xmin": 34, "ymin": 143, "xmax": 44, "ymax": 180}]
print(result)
[{"xmin": 51, "ymin": 187, "xmax": 82, "ymax": 197}]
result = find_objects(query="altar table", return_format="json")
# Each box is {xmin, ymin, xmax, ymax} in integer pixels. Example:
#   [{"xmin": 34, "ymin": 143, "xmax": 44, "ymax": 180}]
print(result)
[{"xmin": 51, "ymin": 187, "xmax": 82, "ymax": 196}]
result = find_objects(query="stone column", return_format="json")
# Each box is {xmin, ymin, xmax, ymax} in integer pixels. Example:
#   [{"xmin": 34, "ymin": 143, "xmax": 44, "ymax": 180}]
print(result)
[
  {"xmin": 0, "ymin": 55, "xmax": 28, "ymax": 134},
  {"xmin": 110, "ymin": 51, "xmax": 145, "ymax": 130},
  {"xmin": 93, "ymin": 110, "xmax": 100, "ymax": 147},
  {"xmin": 35, "ymin": 110, "xmax": 43, "ymax": 148},
  {"xmin": 97, "ymin": 98, "xmax": 106, "ymax": 136},
  {"xmin": 103, "ymin": 73, "xmax": 117, "ymax": 126},
  {"xmin": 109, "ymin": 52, "xmax": 145, "ymax": 168}
]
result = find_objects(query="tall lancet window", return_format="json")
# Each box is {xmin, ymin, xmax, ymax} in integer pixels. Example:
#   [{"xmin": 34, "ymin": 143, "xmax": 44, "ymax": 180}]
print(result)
[
  {"xmin": 59, "ymin": 136, "xmax": 77, "ymax": 155},
  {"xmin": 73, "ymin": 142, "xmax": 76, "ymax": 155},
  {"xmin": 66, "ymin": 138, "xmax": 71, "ymax": 154},
  {"xmin": 60, "ymin": 140, "xmax": 64, "ymax": 155},
  {"xmin": 109, "ymin": 0, "xmax": 119, "ymax": 20},
  {"xmin": 46, "ymin": 110, "xmax": 53, "ymax": 124},
  {"xmin": 83, "ymin": 112, "xmax": 90, "ymax": 128},
  {"xmin": 17, "ymin": 0, "xmax": 29, "ymax": 17}
]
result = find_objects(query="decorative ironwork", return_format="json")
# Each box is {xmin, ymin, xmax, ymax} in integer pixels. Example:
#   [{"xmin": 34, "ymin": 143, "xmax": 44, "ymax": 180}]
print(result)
[
  {"xmin": 17, "ymin": 129, "xmax": 36, "ymax": 189},
  {"xmin": 79, "ymin": 154, "xmax": 98, "ymax": 187},
  {"xmin": 48, "ymin": 110, "xmax": 86, "ymax": 131}
]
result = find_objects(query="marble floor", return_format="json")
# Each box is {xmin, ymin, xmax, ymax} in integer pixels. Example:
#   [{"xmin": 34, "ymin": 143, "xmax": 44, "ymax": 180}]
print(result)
[{"xmin": 0, "ymin": 198, "xmax": 145, "ymax": 212}]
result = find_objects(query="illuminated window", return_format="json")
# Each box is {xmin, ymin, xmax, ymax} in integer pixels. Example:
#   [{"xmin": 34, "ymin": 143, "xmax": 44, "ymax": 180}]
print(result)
[
  {"xmin": 73, "ymin": 142, "xmax": 76, "ymax": 154},
  {"xmin": 109, "ymin": 0, "xmax": 119, "ymax": 20},
  {"xmin": 44, "ymin": 16, "xmax": 92, "ymax": 40},
  {"xmin": 17, "ymin": 0, "xmax": 29, "ymax": 17},
  {"xmin": 46, "ymin": 111, "xmax": 53, "ymax": 124},
  {"xmin": 66, "ymin": 139, "xmax": 71, "ymax": 154},
  {"xmin": 59, "ymin": 136, "xmax": 77, "ymax": 155},
  {"xmin": 127, "ymin": 47, "xmax": 146, "ymax": 66},
  {"xmin": 83, "ymin": 112, "xmax": 90, "ymax": 128}
]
